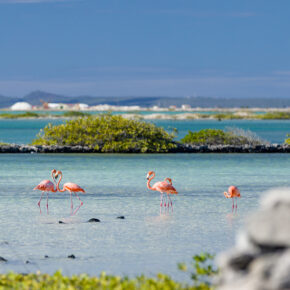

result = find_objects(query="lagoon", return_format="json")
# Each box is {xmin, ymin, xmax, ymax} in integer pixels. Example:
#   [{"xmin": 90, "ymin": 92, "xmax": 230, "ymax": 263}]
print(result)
[{"xmin": 0, "ymin": 153, "xmax": 289, "ymax": 280}]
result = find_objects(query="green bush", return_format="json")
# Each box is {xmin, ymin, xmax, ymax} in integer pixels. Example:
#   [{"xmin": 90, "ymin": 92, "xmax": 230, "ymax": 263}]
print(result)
[
  {"xmin": 0, "ymin": 271, "xmax": 211, "ymax": 290},
  {"xmin": 62, "ymin": 111, "xmax": 90, "ymax": 117},
  {"xmin": 212, "ymin": 113, "xmax": 244, "ymax": 120},
  {"xmin": 181, "ymin": 128, "xmax": 265, "ymax": 145},
  {"xmin": 0, "ymin": 112, "xmax": 42, "ymax": 119},
  {"xmin": 0, "ymin": 253, "xmax": 216, "ymax": 290},
  {"xmin": 285, "ymin": 134, "xmax": 290, "ymax": 145},
  {"xmin": 257, "ymin": 112, "xmax": 290, "ymax": 119},
  {"xmin": 32, "ymin": 114, "xmax": 176, "ymax": 153}
]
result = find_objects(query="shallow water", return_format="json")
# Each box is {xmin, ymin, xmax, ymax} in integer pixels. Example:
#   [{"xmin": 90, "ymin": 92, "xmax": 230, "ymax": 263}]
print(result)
[
  {"xmin": 0, "ymin": 119, "xmax": 289, "ymax": 144},
  {"xmin": 0, "ymin": 153, "xmax": 289, "ymax": 279}
]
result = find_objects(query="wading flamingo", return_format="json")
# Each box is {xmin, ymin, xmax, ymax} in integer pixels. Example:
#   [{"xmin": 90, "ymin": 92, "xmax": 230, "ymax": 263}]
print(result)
[
  {"xmin": 224, "ymin": 186, "xmax": 241, "ymax": 211},
  {"xmin": 55, "ymin": 170, "xmax": 85, "ymax": 215},
  {"xmin": 147, "ymin": 171, "xmax": 178, "ymax": 213},
  {"xmin": 34, "ymin": 169, "xmax": 57, "ymax": 214}
]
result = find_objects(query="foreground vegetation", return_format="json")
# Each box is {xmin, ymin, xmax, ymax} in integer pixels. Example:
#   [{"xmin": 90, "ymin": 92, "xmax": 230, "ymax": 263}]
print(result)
[
  {"xmin": 32, "ymin": 115, "xmax": 176, "ymax": 152},
  {"xmin": 181, "ymin": 128, "xmax": 266, "ymax": 145},
  {"xmin": 0, "ymin": 254, "xmax": 217, "ymax": 290},
  {"xmin": 285, "ymin": 134, "xmax": 290, "ymax": 145}
]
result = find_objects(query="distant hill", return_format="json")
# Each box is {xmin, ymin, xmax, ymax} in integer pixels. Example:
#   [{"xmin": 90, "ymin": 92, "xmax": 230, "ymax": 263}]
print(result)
[
  {"xmin": 0, "ymin": 90, "xmax": 290, "ymax": 108},
  {"xmin": 0, "ymin": 95, "xmax": 22, "ymax": 108}
]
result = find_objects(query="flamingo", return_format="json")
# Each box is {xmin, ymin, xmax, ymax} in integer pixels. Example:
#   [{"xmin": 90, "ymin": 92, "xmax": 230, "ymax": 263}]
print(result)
[
  {"xmin": 34, "ymin": 169, "xmax": 57, "ymax": 214},
  {"xmin": 55, "ymin": 170, "xmax": 85, "ymax": 215},
  {"xmin": 224, "ymin": 186, "xmax": 241, "ymax": 211},
  {"xmin": 147, "ymin": 171, "xmax": 178, "ymax": 213},
  {"xmin": 164, "ymin": 177, "xmax": 172, "ymax": 185}
]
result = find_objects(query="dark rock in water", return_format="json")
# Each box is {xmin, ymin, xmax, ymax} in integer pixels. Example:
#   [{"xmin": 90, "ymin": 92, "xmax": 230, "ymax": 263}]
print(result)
[
  {"xmin": 87, "ymin": 218, "xmax": 100, "ymax": 223},
  {"xmin": 44, "ymin": 255, "xmax": 49, "ymax": 258},
  {"xmin": 25, "ymin": 260, "xmax": 30, "ymax": 264},
  {"xmin": 68, "ymin": 254, "xmax": 75, "ymax": 259},
  {"xmin": 0, "ymin": 256, "xmax": 7, "ymax": 262},
  {"xmin": 59, "ymin": 221, "xmax": 65, "ymax": 224},
  {"xmin": 117, "ymin": 216, "xmax": 125, "ymax": 219}
]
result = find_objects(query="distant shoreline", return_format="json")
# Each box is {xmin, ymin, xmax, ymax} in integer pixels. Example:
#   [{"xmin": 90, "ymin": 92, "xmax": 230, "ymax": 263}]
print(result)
[{"xmin": 0, "ymin": 108, "xmax": 290, "ymax": 120}]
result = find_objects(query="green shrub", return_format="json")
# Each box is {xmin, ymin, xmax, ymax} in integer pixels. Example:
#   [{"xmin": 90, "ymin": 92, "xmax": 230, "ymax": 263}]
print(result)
[
  {"xmin": 0, "ymin": 253, "xmax": 216, "ymax": 290},
  {"xmin": 257, "ymin": 112, "xmax": 290, "ymax": 119},
  {"xmin": 0, "ymin": 271, "xmax": 213, "ymax": 290},
  {"xmin": 62, "ymin": 111, "xmax": 90, "ymax": 117},
  {"xmin": 212, "ymin": 113, "xmax": 244, "ymax": 120},
  {"xmin": 181, "ymin": 128, "xmax": 265, "ymax": 145},
  {"xmin": 32, "ymin": 114, "xmax": 176, "ymax": 153},
  {"xmin": 0, "ymin": 112, "xmax": 42, "ymax": 119},
  {"xmin": 285, "ymin": 134, "xmax": 290, "ymax": 145},
  {"xmin": 178, "ymin": 253, "xmax": 217, "ymax": 289}
]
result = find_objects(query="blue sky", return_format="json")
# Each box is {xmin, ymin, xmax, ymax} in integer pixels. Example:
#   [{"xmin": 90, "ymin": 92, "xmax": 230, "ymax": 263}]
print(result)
[{"xmin": 0, "ymin": 0, "xmax": 290, "ymax": 98}]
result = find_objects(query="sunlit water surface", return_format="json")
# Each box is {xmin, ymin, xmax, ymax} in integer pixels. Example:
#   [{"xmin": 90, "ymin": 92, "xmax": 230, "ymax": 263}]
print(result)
[{"xmin": 0, "ymin": 153, "xmax": 289, "ymax": 280}]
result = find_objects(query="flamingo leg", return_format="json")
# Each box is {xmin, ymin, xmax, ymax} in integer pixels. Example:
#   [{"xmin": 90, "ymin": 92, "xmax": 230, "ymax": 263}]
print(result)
[
  {"xmin": 160, "ymin": 193, "xmax": 164, "ymax": 214},
  {"xmin": 166, "ymin": 194, "xmax": 170, "ymax": 212},
  {"xmin": 71, "ymin": 192, "xmax": 83, "ymax": 215},
  {"xmin": 235, "ymin": 197, "xmax": 238, "ymax": 210},
  {"xmin": 232, "ymin": 198, "xmax": 235, "ymax": 212},
  {"xmin": 168, "ymin": 195, "xmax": 173, "ymax": 212},
  {"xmin": 46, "ymin": 192, "xmax": 49, "ymax": 214},
  {"xmin": 38, "ymin": 191, "xmax": 44, "ymax": 214},
  {"xmin": 69, "ymin": 191, "xmax": 73, "ymax": 215}
]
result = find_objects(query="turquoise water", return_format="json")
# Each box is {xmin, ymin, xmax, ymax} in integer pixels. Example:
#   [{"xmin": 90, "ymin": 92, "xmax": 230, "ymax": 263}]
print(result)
[
  {"xmin": 0, "ymin": 153, "xmax": 289, "ymax": 279},
  {"xmin": 0, "ymin": 119, "xmax": 289, "ymax": 144}
]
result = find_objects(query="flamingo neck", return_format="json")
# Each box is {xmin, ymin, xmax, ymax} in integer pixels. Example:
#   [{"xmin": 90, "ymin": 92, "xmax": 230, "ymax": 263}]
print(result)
[
  {"xmin": 224, "ymin": 191, "xmax": 231, "ymax": 198},
  {"xmin": 147, "ymin": 173, "xmax": 155, "ymax": 190},
  {"xmin": 56, "ymin": 173, "xmax": 66, "ymax": 192},
  {"xmin": 164, "ymin": 178, "xmax": 172, "ymax": 185},
  {"xmin": 51, "ymin": 171, "xmax": 57, "ymax": 192}
]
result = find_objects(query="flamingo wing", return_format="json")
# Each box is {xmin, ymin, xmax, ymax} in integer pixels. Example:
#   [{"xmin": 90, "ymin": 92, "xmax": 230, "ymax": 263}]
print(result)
[
  {"xmin": 34, "ymin": 180, "xmax": 55, "ymax": 191},
  {"xmin": 64, "ymin": 182, "xmax": 85, "ymax": 193},
  {"xmin": 153, "ymin": 181, "xmax": 178, "ymax": 194}
]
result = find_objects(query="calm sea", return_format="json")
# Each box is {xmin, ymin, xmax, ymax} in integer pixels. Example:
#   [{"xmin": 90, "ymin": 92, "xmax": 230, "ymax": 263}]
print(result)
[
  {"xmin": 0, "ymin": 118, "xmax": 289, "ymax": 279},
  {"xmin": 0, "ymin": 153, "xmax": 289, "ymax": 279}
]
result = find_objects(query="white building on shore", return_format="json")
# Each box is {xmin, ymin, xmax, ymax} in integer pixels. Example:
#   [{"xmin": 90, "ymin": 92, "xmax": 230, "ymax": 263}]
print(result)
[{"xmin": 11, "ymin": 102, "xmax": 32, "ymax": 111}]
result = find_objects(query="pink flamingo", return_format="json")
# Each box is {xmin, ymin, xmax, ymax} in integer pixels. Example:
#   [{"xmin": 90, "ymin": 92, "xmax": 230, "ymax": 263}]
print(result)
[
  {"xmin": 55, "ymin": 170, "xmax": 85, "ymax": 215},
  {"xmin": 34, "ymin": 169, "xmax": 57, "ymax": 214},
  {"xmin": 224, "ymin": 186, "xmax": 241, "ymax": 211},
  {"xmin": 147, "ymin": 171, "xmax": 178, "ymax": 213}
]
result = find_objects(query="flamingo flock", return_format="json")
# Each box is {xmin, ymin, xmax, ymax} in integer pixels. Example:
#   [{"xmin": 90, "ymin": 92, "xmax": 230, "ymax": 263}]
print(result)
[
  {"xmin": 34, "ymin": 169, "xmax": 85, "ymax": 215},
  {"xmin": 34, "ymin": 169, "xmax": 240, "ymax": 215},
  {"xmin": 147, "ymin": 171, "xmax": 178, "ymax": 214}
]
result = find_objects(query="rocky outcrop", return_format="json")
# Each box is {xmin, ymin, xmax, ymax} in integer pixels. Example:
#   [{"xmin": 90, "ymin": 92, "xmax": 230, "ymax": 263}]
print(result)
[
  {"xmin": 0, "ymin": 144, "xmax": 289, "ymax": 153},
  {"xmin": 174, "ymin": 144, "xmax": 290, "ymax": 153},
  {"xmin": 217, "ymin": 188, "xmax": 290, "ymax": 290}
]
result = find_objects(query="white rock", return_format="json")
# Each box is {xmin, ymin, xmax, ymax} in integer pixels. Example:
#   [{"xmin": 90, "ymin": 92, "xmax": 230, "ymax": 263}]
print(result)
[{"xmin": 261, "ymin": 187, "xmax": 290, "ymax": 210}]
